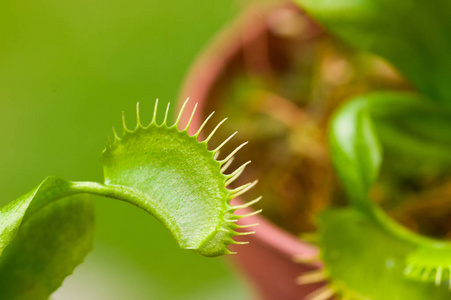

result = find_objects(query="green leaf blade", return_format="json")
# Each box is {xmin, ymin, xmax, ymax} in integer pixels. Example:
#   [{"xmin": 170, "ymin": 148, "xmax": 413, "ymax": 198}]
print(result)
[
  {"xmin": 324, "ymin": 92, "xmax": 451, "ymax": 295},
  {"xmin": 0, "ymin": 177, "xmax": 94, "ymax": 299},
  {"xmin": 319, "ymin": 208, "xmax": 451, "ymax": 300},
  {"xmin": 329, "ymin": 97, "xmax": 382, "ymax": 211}
]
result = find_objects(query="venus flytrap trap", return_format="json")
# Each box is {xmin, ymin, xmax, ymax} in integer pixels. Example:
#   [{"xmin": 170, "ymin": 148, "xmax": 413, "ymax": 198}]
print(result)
[
  {"xmin": 0, "ymin": 99, "xmax": 260, "ymax": 299},
  {"xmin": 261, "ymin": 1, "xmax": 451, "ymax": 299},
  {"xmin": 296, "ymin": 92, "xmax": 451, "ymax": 300}
]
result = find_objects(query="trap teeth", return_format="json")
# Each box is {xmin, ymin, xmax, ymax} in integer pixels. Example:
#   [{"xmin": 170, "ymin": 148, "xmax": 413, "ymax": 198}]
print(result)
[
  {"xmin": 225, "ymin": 161, "xmax": 251, "ymax": 186},
  {"xmin": 296, "ymin": 269, "xmax": 327, "ymax": 285},
  {"xmin": 220, "ymin": 157, "xmax": 235, "ymax": 173},
  {"xmin": 237, "ymin": 223, "xmax": 259, "ymax": 229},
  {"xmin": 230, "ymin": 180, "xmax": 258, "ymax": 198},
  {"xmin": 230, "ymin": 196, "xmax": 262, "ymax": 210},
  {"xmin": 213, "ymin": 131, "xmax": 237, "ymax": 153},
  {"xmin": 220, "ymin": 142, "xmax": 248, "ymax": 164},
  {"xmin": 195, "ymin": 111, "xmax": 215, "ymax": 137},
  {"xmin": 175, "ymin": 97, "xmax": 188, "ymax": 126},
  {"xmin": 163, "ymin": 102, "xmax": 170, "ymax": 125},
  {"xmin": 204, "ymin": 118, "xmax": 227, "ymax": 143},
  {"xmin": 292, "ymin": 253, "xmax": 320, "ymax": 264},
  {"xmin": 236, "ymin": 209, "xmax": 262, "ymax": 219},
  {"xmin": 305, "ymin": 285, "xmax": 336, "ymax": 300}
]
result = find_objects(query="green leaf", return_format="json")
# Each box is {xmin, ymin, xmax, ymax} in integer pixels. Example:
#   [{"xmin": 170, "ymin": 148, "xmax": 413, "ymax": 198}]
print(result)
[
  {"xmin": 0, "ymin": 177, "xmax": 94, "ymax": 300},
  {"xmin": 368, "ymin": 92, "xmax": 451, "ymax": 165},
  {"xmin": 296, "ymin": 0, "xmax": 451, "ymax": 107},
  {"xmin": 330, "ymin": 91, "xmax": 451, "ymax": 208},
  {"xmin": 1, "ymin": 200, "xmax": 93, "ymax": 299},
  {"xmin": 318, "ymin": 208, "xmax": 451, "ymax": 300},
  {"xmin": 329, "ymin": 96, "xmax": 382, "ymax": 212},
  {"xmin": 324, "ymin": 92, "xmax": 451, "ymax": 295}
]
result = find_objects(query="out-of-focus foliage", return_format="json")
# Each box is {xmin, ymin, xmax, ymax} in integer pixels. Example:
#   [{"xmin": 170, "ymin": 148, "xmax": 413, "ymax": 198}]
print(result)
[
  {"xmin": 324, "ymin": 93, "xmax": 451, "ymax": 298},
  {"xmin": 297, "ymin": 0, "xmax": 451, "ymax": 107}
]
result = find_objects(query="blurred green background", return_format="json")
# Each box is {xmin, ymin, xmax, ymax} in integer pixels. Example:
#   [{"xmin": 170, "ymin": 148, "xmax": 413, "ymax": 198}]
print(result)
[{"xmin": 0, "ymin": 0, "xmax": 250, "ymax": 299}]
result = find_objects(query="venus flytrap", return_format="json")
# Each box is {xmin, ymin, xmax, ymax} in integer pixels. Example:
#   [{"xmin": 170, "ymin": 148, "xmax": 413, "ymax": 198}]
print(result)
[
  {"xmin": 0, "ymin": 99, "xmax": 260, "ymax": 299},
  {"xmin": 298, "ymin": 92, "xmax": 451, "ymax": 299},
  {"xmin": 274, "ymin": 1, "xmax": 451, "ymax": 298}
]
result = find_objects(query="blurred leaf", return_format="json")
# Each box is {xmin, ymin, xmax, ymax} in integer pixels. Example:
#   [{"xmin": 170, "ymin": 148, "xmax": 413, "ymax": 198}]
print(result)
[
  {"xmin": 296, "ymin": 0, "xmax": 451, "ymax": 107},
  {"xmin": 328, "ymin": 92, "xmax": 451, "ymax": 293},
  {"xmin": 329, "ymin": 96, "xmax": 382, "ymax": 212},
  {"xmin": 368, "ymin": 92, "xmax": 451, "ymax": 166},
  {"xmin": 330, "ymin": 91, "xmax": 451, "ymax": 207},
  {"xmin": 318, "ymin": 208, "xmax": 451, "ymax": 299}
]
